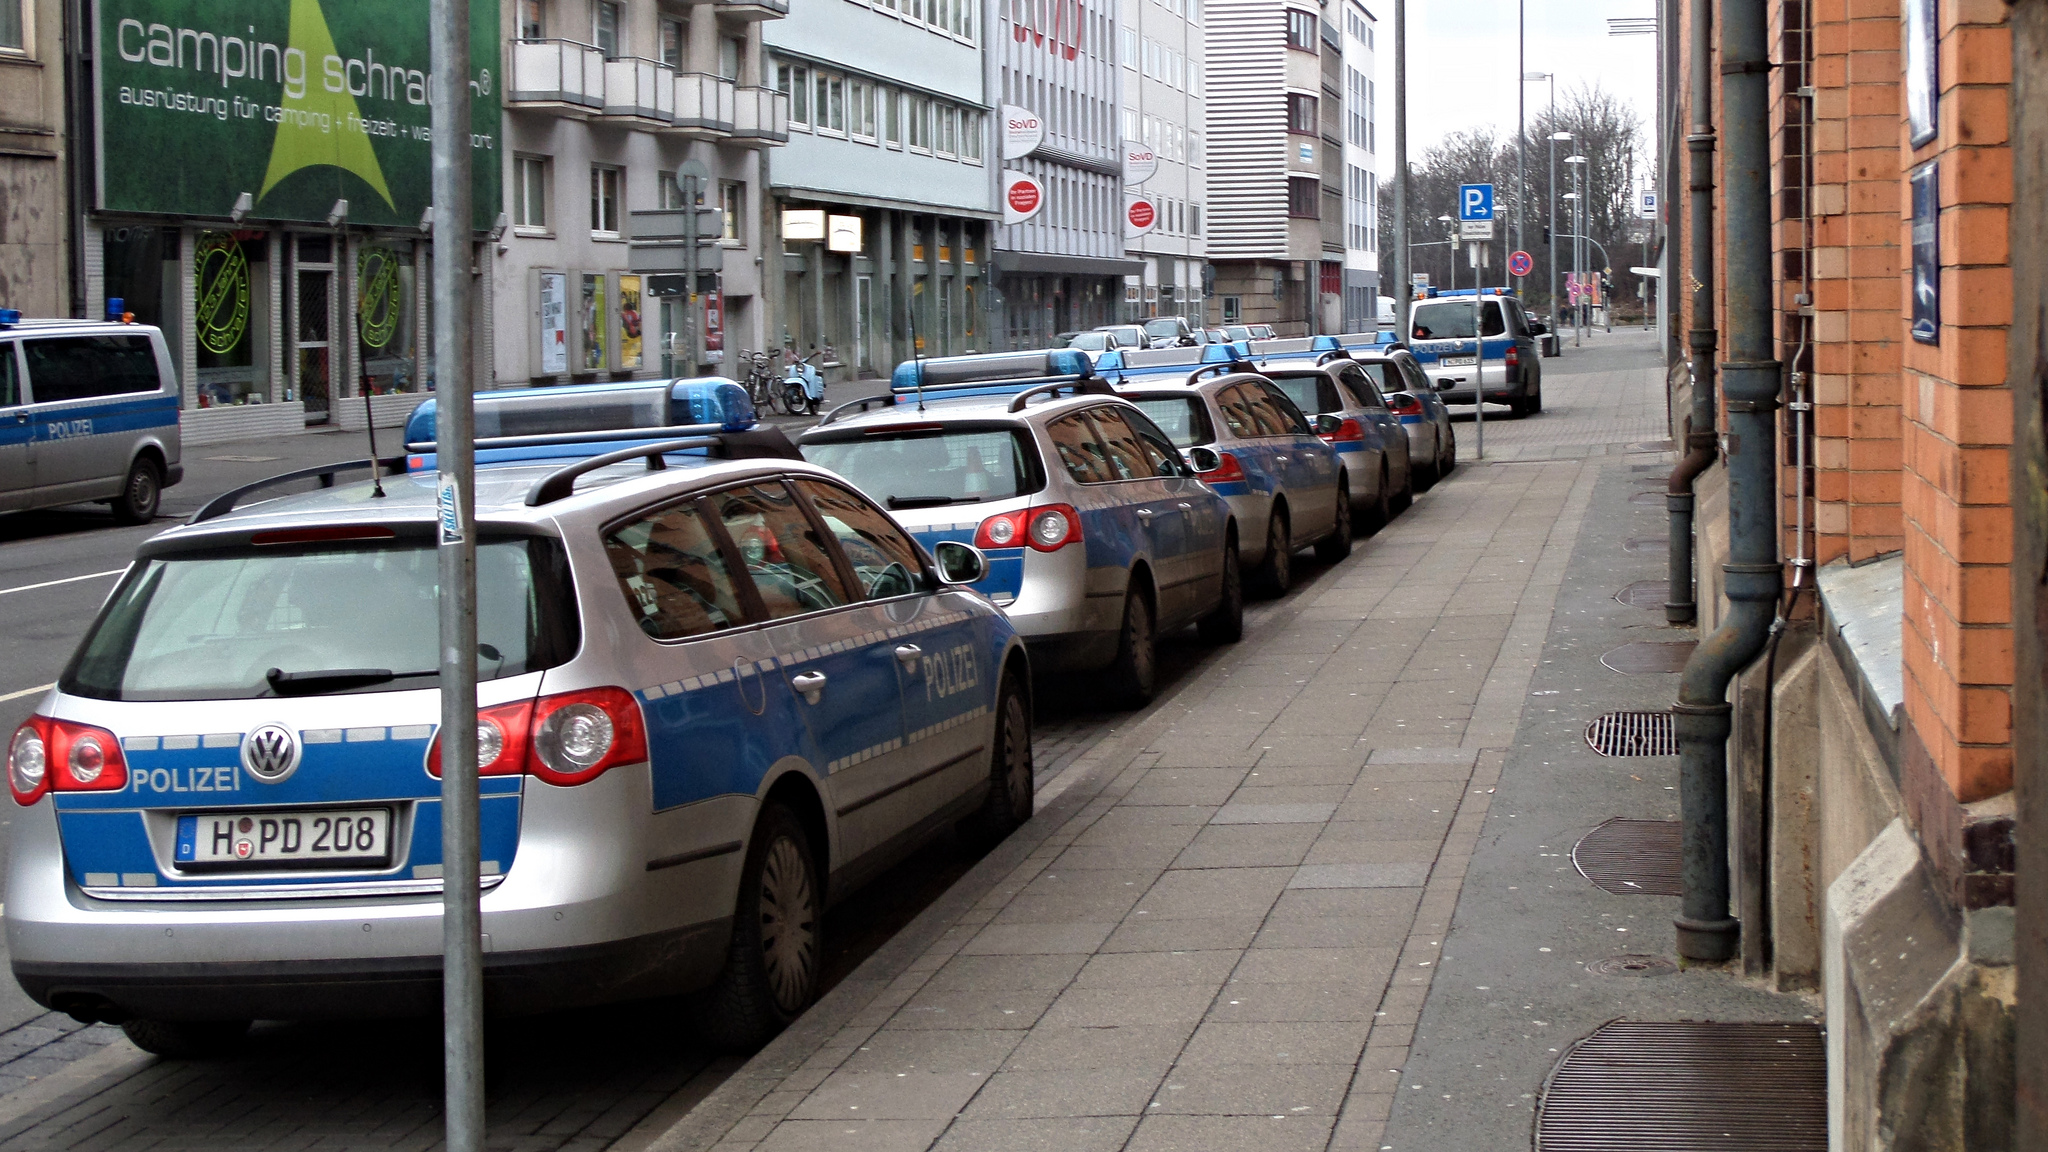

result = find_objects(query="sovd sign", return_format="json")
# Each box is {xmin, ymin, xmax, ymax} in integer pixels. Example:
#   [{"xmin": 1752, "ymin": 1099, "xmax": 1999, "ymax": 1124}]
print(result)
[{"xmin": 1458, "ymin": 183, "xmax": 1495, "ymax": 240}]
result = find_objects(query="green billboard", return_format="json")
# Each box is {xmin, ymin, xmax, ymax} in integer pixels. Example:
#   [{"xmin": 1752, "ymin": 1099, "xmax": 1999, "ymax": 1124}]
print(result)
[{"xmin": 96, "ymin": 0, "xmax": 501, "ymax": 231}]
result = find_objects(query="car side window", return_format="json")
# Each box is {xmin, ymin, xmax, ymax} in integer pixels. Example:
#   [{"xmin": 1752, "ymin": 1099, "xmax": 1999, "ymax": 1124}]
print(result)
[
  {"xmin": 1045, "ymin": 410, "xmax": 1115, "ymax": 484},
  {"xmin": 1122, "ymin": 409, "xmax": 1187, "ymax": 476},
  {"xmin": 1343, "ymin": 366, "xmax": 1387, "ymax": 408},
  {"xmin": 1255, "ymin": 382, "xmax": 1314, "ymax": 436},
  {"xmin": 603, "ymin": 500, "xmax": 750, "ymax": 641},
  {"xmin": 0, "ymin": 344, "xmax": 18, "ymax": 407},
  {"xmin": 793, "ymin": 479, "xmax": 924, "ymax": 600},
  {"xmin": 1397, "ymin": 356, "xmax": 1431, "ymax": 393},
  {"xmin": 1215, "ymin": 383, "xmax": 1260, "ymax": 437},
  {"xmin": 20, "ymin": 335, "xmax": 160, "ymax": 403},
  {"xmin": 711, "ymin": 481, "xmax": 851, "ymax": 618},
  {"xmin": 1087, "ymin": 407, "xmax": 1157, "ymax": 480}
]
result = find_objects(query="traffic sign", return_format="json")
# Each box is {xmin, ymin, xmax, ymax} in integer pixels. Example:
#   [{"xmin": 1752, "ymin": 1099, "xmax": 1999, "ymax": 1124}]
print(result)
[
  {"xmin": 1640, "ymin": 191, "xmax": 1659, "ymax": 217},
  {"xmin": 1458, "ymin": 219, "xmax": 1494, "ymax": 240},
  {"xmin": 1508, "ymin": 249, "xmax": 1534, "ymax": 278},
  {"xmin": 1125, "ymin": 197, "xmax": 1157, "ymax": 235},
  {"xmin": 1458, "ymin": 183, "xmax": 1495, "ymax": 221}
]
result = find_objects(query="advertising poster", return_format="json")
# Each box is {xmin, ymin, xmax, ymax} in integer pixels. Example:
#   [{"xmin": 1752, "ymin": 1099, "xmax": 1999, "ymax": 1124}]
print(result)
[
  {"xmin": 618, "ymin": 274, "xmax": 643, "ymax": 370},
  {"xmin": 580, "ymin": 272, "xmax": 606, "ymax": 371},
  {"xmin": 1911, "ymin": 162, "xmax": 1939, "ymax": 345},
  {"xmin": 704, "ymin": 290, "xmax": 724, "ymax": 364},
  {"xmin": 538, "ymin": 271, "xmax": 567, "ymax": 374},
  {"xmin": 95, "ymin": 0, "xmax": 501, "ymax": 230}
]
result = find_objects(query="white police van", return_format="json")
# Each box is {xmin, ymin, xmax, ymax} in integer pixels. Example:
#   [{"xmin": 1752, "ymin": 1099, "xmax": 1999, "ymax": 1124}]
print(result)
[{"xmin": 0, "ymin": 310, "xmax": 183, "ymax": 522}]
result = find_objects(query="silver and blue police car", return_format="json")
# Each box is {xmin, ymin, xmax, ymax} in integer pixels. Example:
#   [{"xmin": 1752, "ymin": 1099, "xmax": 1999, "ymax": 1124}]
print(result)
[
  {"xmin": 1341, "ymin": 341, "xmax": 1458, "ymax": 484},
  {"xmin": 798, "ymin": 351, "xmax": 1243, "ymax": 708},
  {"xmin": 4, "ymin": 379, "xmax": 1031, "ymax": 1057},
  {"xmin": 1237, "ymin": 340, "xmax": 1414, "ymax": 530},
  {"xmin": 1404, "ymin": 289, "xmax": 1545, "ymax": 417}
]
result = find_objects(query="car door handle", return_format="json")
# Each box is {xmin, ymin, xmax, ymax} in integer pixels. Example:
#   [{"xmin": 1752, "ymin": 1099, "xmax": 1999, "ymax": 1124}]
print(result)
[
  {"xmin": 1176, "ymin": 502, "xmax": 1193, "ymax": 510},
  {"xmin": 791, "ymin": 671, "xmax": 827, "ymax": 704},
  {"xmin": 1136, "ymin": 508, "xmax": 1155, "ymax": 519},
  {"xmin": 1274, "ymin": 455, "xmax": 1290, "ymax": 464},
  {"xmin": 894, "ymin": 644, "xmax": 922, "ymax": 670}
]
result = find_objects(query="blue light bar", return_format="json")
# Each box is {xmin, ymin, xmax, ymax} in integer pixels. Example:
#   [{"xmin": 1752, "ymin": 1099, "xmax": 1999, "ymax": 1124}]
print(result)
[
  {"xmin": 404, "ymin": 377, "xmax": 755, "ymax": 451},
  {"xmin": 0, "ymin": 309, "xmax": 19, "ymax": 329},
  {"xmin": 890, "ymin": 349, "xmax": 1094, "ymax": 393},
  {"xmin": 1098, "ymin": 342, "xmax": 1247, "ymax": 379}
]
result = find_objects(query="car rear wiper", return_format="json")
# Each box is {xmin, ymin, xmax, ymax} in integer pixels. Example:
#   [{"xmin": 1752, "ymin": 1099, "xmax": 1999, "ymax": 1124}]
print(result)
[
  {"xmin": 887, "ymin": 495, "xmax": 975, "ymax": 509},
  {"xmin": 264, "ymin": 667, "xmax": 417, "ymax": 695}
]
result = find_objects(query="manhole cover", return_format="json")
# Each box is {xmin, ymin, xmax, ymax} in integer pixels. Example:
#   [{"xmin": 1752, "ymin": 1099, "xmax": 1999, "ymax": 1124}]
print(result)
[
  {"xmin": 1616, "ymin": 580, "xmax": 1669, "ymax": 609},
  {"xmin": 1573, "ymin": 818, "xmax": 1682, "ymax": 895},
  {"xmin": 1630, "ymin": 491, "xmax": 1665, "ymax": 505},
  {"xmin": 1585, "ymin": 711, "xmax": 1677, "ymax": 757},
  {"xmin": 1601, "ymin": 641, "xmax": 1696, "ymax": 673},
  {"xmin": 1623, "ymin": 537, "xmax": 1668, "ymax": 554},
  {"xmin": 1536, "ymin": 1020, "xmax": 1825, "ymax": 1151},
  {"xmin": 1587, "ymin": 954, "xmax": 1678, "ymax": 977}
]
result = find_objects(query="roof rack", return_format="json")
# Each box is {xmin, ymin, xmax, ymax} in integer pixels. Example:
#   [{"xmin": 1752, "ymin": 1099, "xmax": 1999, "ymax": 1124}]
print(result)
[
  {"xmin": 816, "ymin": 392, "xmax": 899, "ymax": 427},
  {"xmin": 1315, "ymin": 349, "xmax": 1354, "ymax": 365},
  {"xmin": 1183, "ymin": 362, "xmax": 1246, "ymax": 387},
  {"xmin": 1006, "ymin": 378, "xmax": 1118, "ymax": 413},
  {"xmin": 525, "ymin": 427, "xmax": 801, "ymax": 506},
  {"xmin": 1096, "ymin": 342, "xmax": 1245, "ymax": 380},
  {"xmin": 189, "ymin": 457, "xmax": 409, "ymax": 524}
]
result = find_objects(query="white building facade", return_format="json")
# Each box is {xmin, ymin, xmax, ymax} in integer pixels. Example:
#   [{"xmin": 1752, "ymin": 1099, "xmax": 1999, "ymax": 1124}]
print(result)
[
  {"xmin": 1117, "ymin": 0, "xmax": 1205, "ymax": 323},
  {"xmin": 1338, "ymin": 0, "xmax": 1377, "ymax": 330}
]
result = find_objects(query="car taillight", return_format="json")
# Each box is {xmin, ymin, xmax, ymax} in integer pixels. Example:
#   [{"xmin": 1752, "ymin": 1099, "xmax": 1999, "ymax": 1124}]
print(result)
[
  {"xmin": 426, "ymin": 699, "xmax": 535, "ymax": 778},
  {"xmin": 1386, "ymin": 393, "xmax": 1423, "ymax": 416},
  {"xmin": 1198, "ymin": 451, "xmax": 1247, "ymax": 484},
  {"xmin": 1505, "ymin": 344, "xmax": 1520, "ymax": 368},
  {"xmin": 9, "ymin": 717, "xmax": 127, "ymax": 804},
  {"xmin": 976, "ymin": 504, "xmax": 1083, "ymax": 552},
  {"xmin": 1318, "ymin": 418, "xmax": 1365, "ymax": 444},
  {"xmin": 530, "ymin": 687, "xmax": 647, "ymax": 786}
]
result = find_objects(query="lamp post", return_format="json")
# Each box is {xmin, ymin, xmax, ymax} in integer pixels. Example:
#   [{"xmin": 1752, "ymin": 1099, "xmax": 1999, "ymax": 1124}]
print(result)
[
  {"xmin": 1436, "ymin": 214, "xmax": 1456, "ymax": 292},
  {"xmin": 1521, "ymin": 72, "xmax": 1554, "ymax": 297},
  {"xmin": 1548, "ymin": 130, "xmax": 1571, "ymax": 345},
  {"xmin": 1515, "ymin": 1, "xmax": 1525, "ymax": 261},
  {"xmin": 1565, "ymin": 153, "xmax": 1588, "ymax": 345}
]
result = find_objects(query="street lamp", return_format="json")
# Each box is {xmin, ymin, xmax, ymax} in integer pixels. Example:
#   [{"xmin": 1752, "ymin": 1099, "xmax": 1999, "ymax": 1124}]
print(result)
[
  {"xmin": 1521, "ymin": 72, "xmax": 1554, "ymax": 297},
  {"xmin": 1564, "ymin": 153, "xmax": 1589, "ymax": 345},
  {"xmin": 1548, "ymin": 131, "xmax": 1572, "ymax": 345},
  {"xmin": 1436, "ymin": 215, "xmax": 1456, "ymax": 292}
]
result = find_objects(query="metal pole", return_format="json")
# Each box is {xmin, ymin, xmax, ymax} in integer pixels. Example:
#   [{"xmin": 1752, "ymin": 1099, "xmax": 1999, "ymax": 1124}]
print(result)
[
  {"xmin": 1515, "ymin": 0, "xmax": 1525, "ymax": 282},
  {"xmin": 1573, "ymin": 164, "xmax": 1583, "ymax": 346},
  {"xmin": 1471, "ymin": 247, "xmax": 1484, "ymax": 459},
  {"xmin": 686, "ymin": 174, "xmax": 700, "ymax": 377},
  {"xmin": 430, "ymin": 0, "xmax": 481, "ymax": 1145},
  {"xmin": 1392, "ymin": 0, "xmax": 1410, "ymax": 338}
]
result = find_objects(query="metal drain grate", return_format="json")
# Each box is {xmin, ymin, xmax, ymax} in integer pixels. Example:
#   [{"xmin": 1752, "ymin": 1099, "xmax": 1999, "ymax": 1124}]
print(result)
[
  {"xmin": 1573, "ymin": 818, "xmax": 1683, "ymax": 895},
  {"xmin": 1622, "ymin": 536, "xmax": 1669, "ymax": 554},
  {"xmin": 1536, "ymin": 1020, "xmax": 1826, "ymax": 1151},
  {"xmin": 1585, "ymin": 711, "xmax": 1677, "ymax": 756},
  {"xmin": 1616, "ymin": 580, "xmax": 1670, "ymax": 609},
  {"xmin": 1601, "ymin": 641, "xmax": 1697, "ymax": 674}
]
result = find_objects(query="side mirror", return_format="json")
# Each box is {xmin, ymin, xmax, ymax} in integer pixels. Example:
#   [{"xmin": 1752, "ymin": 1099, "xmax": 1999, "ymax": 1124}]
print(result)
[
  {"xmin": 931, "ymin": 540, "xmax": 989, "ymax": 586},
  {"xmin": 1314, "ymin": 413, "xmax": 1343, "ymax": 435},
  {"xmin": 1528, "ymin": 319, "xmax": 1549, "ymax": 335},
  {"xmin": 1187, "ymin": 446, "xmax": 1221, "ymax": 473}
]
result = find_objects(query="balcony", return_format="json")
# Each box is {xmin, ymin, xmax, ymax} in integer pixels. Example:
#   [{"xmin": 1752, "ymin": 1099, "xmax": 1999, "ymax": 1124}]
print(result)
[
  {"xmin": 732, "ymin": 87, "xmax": 789, "ymax": 145},
  {"xmin": 507, "ymin": 39, "xmax": 604, "ymax": 114},
  {"xmin": 600, "ymin": 57, "xmax": 677, "ymax": 124},
  {"xmin": 673, "ymin": 73, "xmax": 737, "ymax": 139},
  {"xmin": 718, "ymin": 0, "xmax": 789, "ymax": 19}
]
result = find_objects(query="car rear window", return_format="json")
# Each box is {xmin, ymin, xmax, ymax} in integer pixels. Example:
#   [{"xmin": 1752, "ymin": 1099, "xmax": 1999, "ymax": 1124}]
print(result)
[
  {"xmin": 1267, "ymin": 373, "xmax": 1331, "ymax": 416},
  {"xmin": 801, "ymin": 428, "xmax": 1039, "ymax": 509},
  {"xmin": 1125, "ymin": 396, "xmax": 1215, "ymax": 448},
  {"xmin": 1410, "ymin": 300, "xmax": 1505, "ymax": 341},
  {"xmin": 1143, "ymin": 319, "xmax": 1182, "ymax": 337},
  {"xmin": 62, "ymin": 536, "xmax": 578, "ymax": 701}
]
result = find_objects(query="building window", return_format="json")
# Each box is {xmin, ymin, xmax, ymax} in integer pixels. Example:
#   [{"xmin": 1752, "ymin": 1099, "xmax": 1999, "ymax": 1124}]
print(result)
[
  {"xmin": 721, "ymin": 181, "xmax": 744, "ymax": 242},
  {"xmin": 658, "ymin": 170, "xmax": 681, "ymax": 209},
  {"xmin": 518, "ymin": 0, "xmax": 544, "ymax": 40},
  {"xmin": 1120, "ymin": 26, "xmax": 1137, "ymax": 66},
  {"xmin": 513, "ymin": 155, "xmax": 549, "ymax": 229},
  {"xmin": 1222, "ymin": 295, "xmax": 1242, "ymax": 322},
  {"xmin": 660, "ymin": 17, "xmax": 682, "ymax": 66},
  {"xmin": 910, "ymin": 94, "xmax": 931, "ymax": 151},
  {"xmin": 1287, "ymin": 93, "xmax": 1317, "ymax": 136},
  {"xmin": 782, "ymin": 63, "xmax": 809, "ymax": 126},
  {"xmin": 720, "ymin": 36, "xmax": 741, "ymax": 80},
  {"xmin": 593, "ymin": 0, "xmax": 620, "ymax": 55},
  {"xmin": 1190, "ymin": 203, "xmax": 1203, "ymax": 236},
  {"xmin": 963, "ymin": 111, "xmax": 983, "ymax": 162},
  {"xmin": 849, "ymin": 80, "xmax": 876, "ymax": 139},
  {"xmin": 591, "ymin": 165, "xmax": 622, "ymax": 236},
  {"xmin": 1288, "ymin": 176, "xmax": 1319, "ymax": 218},
  {"xmin": 885, "ymin": 88, "xmax": 902, "ymax": 146},
  {"xmin": 939, "ymin": 105, "xmax": 957, "ymax": 156},
  {"xmin": 1285, "ymin": 8, "xmax": 1317, "ymax": 50}
]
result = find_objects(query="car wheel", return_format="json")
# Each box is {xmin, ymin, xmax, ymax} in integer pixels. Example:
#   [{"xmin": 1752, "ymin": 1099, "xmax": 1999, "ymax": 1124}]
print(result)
[
  {"xmin": 968, "ymin": 672, "xmax": 1034, "ymax": 840},
  {"xmin": 1104, "ymin": 588, "xmax": 1157, "ymax": 708},
  {"xmin": 1530, "ymin": 377, "xmax": 1543, "ymax": 413},
  {"xmin": 1441, "ymin": 426, "xmax": 1458, "ymax": 474},
  {"xmin": 1251, "ymin": 508, "xmax": 1291, "ymax": 598},
  {"xmin": 1392, "ymin": 457, "xmax": 1414, "ymax": 513},
  {"xmin": 112, "ymin": 456, "xmax": 162, "ymax": 525},
  {"xmin": 120, "ymin": 1018, "xmax": 249, "ymax": 1059},
  {"xmin": 1360, "ymin": 461, "xmax": 1391, "ymax": 533},
  {"xmin": 1197, "ymin": 534, "xmax": 1244, "ymax": 645},
  {"xmin": 1316, "ymin": 480, "xmax": 1353, "ymax": 562},
  {"xmin": 697, "ymin": 803, "xmax": 822, "ymax": 1051}
]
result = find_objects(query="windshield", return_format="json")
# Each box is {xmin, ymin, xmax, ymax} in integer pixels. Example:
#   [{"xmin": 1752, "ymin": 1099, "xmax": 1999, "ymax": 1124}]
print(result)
[
  {"xmin": 1143, "ymin": 319, "xmax": 1183, "ymax": 337},
  {"xmin": 1067, "ymin": 332, "xmax": 1109, "ymax": 351},
  {"xmin": 63, "ymin": 536, "xmax": 577, "ymax": 701},
  {"xmin": 1410, "ymin": 300, "xmax": 1505, "ymax": 341},
  {"xmin": 1126, "ymin": 396, "xmax": 1216, "ymax": 448},
  {"xmin": 1222, "ymin": 326, "xmax": 1253, "ymax": 341},
  {"xmin": 1267, "ymin": 373, "xmax": 1326, "ymax": 416},
  {"xmin": 802, "ymin": 429, "xmax": 1039, "ymax": 508}
]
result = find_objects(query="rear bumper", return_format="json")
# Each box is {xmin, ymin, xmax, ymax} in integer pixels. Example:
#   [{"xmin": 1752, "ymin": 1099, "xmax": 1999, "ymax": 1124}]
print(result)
[{"xmin": 14, "ymin": 918, "xmax": 731, "ymax": 1023}]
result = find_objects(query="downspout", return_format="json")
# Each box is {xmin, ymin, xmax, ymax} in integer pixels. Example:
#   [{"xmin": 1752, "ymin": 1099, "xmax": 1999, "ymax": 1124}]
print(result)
[
  {"xmin": 1665, "ymin": 0, "xmax": 1718, "ymax": 626},
  {"xmin": 1672, "ymin": 0, "xmax": 1782, "ymax": 964}
]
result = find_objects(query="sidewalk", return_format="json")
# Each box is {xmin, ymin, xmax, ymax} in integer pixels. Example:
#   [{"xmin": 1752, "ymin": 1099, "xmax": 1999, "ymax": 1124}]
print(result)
[{"xmin": 650, "ymin": 331, "xmax": 1810, "ymax": 1152}]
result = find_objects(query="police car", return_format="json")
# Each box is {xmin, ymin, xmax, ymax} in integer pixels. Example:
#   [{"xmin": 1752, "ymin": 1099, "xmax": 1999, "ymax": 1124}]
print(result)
[
  {"xmin": 0, "ymin": 309, "xmax": 183, "ymax": 522},
  {"xmin": 1325, "ymin": 335, "xmax": 1458, "ymax": 484},
  {"xmin": 798, "ymin": 351, "xmax": 1242, "ymax": 708},
  {"xmin": 5, "ymin": 379, "xmax": 1030, "ymax": 1056},
  {"xmin": 1237, "ymin": 340, "xmax": 1414, "ymax": 529},
  {"xmin": 1403, "ymin": 289, "xmax": 1544, "ymax": 416}
]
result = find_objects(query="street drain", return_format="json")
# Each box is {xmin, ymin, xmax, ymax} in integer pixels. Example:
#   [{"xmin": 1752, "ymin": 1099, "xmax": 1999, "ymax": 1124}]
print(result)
[
  {"xmin": 1630, "ymin": 491, "xmax": 1665, "ymax": 505},
  {"xmin": 1536, "ymin": 1020, "xmax": 1826, "ymax": 1151},
  {"xmin": 1616, "ymin": 580, "xmax": 1669, "ymax": 609},
  {"xmin": 1585, "ymin": 711, "xmax": 1677, "ymax": 757},
  {"xmin": 1622, "ymin": 536, "xmax": 1668, "ymax": 554},
  {"xmin": 1601, "ymin": 641, "xmax": 1696, "ymax": 673},
  {"xmin": 1631, "ymin": 440, "xmax": 1678, "ymax": 452},
  {"xmin": 1587, "ymin": 954, "xmax": 1677, "ymax": 977},
  {"xmin": 1573, "ymin": 818, "xmax": 1682, "ymax": 895}
]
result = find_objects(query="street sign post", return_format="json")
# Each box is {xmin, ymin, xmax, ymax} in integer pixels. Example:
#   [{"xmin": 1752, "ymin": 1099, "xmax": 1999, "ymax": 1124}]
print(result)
[{"xmin": 1458, "ymin": 184, "xmax": 1494, "ymax": 461}]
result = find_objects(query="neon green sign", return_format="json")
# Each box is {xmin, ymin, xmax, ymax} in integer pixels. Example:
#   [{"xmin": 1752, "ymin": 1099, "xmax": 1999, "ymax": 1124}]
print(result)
[{"xmin": 194, "ymin": 232, "xmax": 251, "ymax": 355}]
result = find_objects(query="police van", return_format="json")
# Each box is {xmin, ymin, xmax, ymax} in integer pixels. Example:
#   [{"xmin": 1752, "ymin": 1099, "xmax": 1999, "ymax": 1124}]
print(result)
[
  {"xmin": 1403, "ymin": 289, "xmax": 1546, "ymax": 417},
  {"xmin": 0, "ymin": 311, "xmax": 183, "ymax": 522}
]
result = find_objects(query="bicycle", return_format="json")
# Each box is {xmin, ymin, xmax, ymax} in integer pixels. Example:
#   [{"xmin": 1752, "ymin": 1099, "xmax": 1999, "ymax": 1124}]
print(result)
[{"xmin": 738, "ymin": 349, "xmax": 779, "ymax": 414}]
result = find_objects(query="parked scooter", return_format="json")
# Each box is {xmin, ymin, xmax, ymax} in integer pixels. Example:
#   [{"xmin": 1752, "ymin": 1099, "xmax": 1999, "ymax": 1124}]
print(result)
[{"xmin": 781, "ymin": 348, "xmax": 824, "ymax": 416}]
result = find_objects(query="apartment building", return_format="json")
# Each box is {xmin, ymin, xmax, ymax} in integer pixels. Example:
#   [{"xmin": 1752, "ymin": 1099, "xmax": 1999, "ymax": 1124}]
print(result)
[
  {"xmin": 1203, "ymin": 0, "xmax": 1344, "ymax": 335},
  {"xmin": 764, "ymin": 0, "xmax": 994, "ymax": 375},
  {"xmin": 498, "ymin": 0, "xmax": 791, "ymax": 385},
  {"xmin": 1116, "ymin": 0, "xmax": 1204, "ymax": 323},
  {"xmin": 1337, "ymin": 0, "xmax": 1376, "ymax": 330},
  {"xmin": 0, "ymin": 0, "xmax": 66, "ymax": 320},
  {"xmin": 989, "ymin": 0, "xmax": 1137, "ymax": 346}
]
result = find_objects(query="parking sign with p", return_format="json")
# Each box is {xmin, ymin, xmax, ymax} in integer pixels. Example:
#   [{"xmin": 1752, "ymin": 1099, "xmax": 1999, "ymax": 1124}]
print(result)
[{"xmin": 1459, "ymin": 183, "xmax": 1495, "ymax": 221}]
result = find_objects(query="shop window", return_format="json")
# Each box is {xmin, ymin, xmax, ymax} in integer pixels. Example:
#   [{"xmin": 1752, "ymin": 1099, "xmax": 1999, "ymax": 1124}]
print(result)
[
  {"xmin": 1285, "ymin": 7, "xmax": 1316, "ymax": 50},
  {"xmin": 591, "ymin": 165, "xmax": 621, "ymax": 237},
  {"xmin": 721, "ymin": 181, "xmax": 744, "ymax": 243},
  {"xmin": 594, "ymin": 0, "xmax": 620, "ymax": 55},
  {"xmin": 193, "ymin": 231, "xmax": 273, "ymax": 406},
  {"xmin": 356, "ymin": 242, "xmax": 418, "ymax": 395},
  {"xmin": 513, "ymin": 155, "xmax": 549, "ymax": 230}
]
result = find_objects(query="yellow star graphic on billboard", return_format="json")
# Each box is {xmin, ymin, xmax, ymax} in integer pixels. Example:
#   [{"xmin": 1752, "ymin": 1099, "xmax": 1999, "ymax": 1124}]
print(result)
[{"xmin": 257, "ymin": 0, "xmax": 395, "ymax": 210}]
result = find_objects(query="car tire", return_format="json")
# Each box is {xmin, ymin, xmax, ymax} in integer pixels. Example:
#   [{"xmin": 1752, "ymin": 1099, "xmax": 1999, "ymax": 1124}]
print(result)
[
  {"xmin": 1316, "ymin": 481, "xmax": 1353, "ymax": 562},
  {"xmin": 696, "ymin": 803, "xmax": 822, "ymax": 1051},
  {"xmin": 1361, "ymin": 462, "xmax": 1391, "ymax": 533},
  {"xmin": 967, "ymin": 671, "xmax": 1034, "ymax": 840},
  {"xmin": 1103, "ymin": 588, "xmax": 1157, "ymax": 708},
  {"xmin": 1391, "ymin": 457, "xmax": 1414, "ymax": 514},
  {"xmin": 1197, "ymin": 534, "xmax": 1244, "ymax": 645},
  {"xmin": 1251, "ymin": 508, "xmax": 1291, "ymax": 598},
  {"xmin": 119, "ymin": 1018, "xmax": 249, "ymax": 1059},
  {"xmin": 1530, "ymin": 376, "xmax": 1543, "ymax": 413},
  {"xmin": 112, "ymin": 456, "xmax": 162, "ymax": 525},
  {"xmin": 1441, "ymin": 426, "xmax": 1458, "ymax": 474}
]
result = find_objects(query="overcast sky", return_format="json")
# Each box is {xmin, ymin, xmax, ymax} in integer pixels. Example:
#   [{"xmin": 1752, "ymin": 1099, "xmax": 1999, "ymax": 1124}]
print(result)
[{"xmin": 1371, "ymin": 0, "xmax": 1660, "ymax": 186}]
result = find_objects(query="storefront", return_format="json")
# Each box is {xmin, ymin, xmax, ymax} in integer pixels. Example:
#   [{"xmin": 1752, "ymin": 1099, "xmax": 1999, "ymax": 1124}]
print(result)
[{"xmin": 777, "ymin": 204, "xmax": 993, "ymax": 377}]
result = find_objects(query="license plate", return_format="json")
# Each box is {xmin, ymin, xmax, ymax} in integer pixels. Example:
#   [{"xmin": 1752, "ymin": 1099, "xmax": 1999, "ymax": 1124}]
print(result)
[
  {"xmin": 175, "ymin": 808, "xmax": 392, "ymax": 869},
  {"xmin": 1439, "ymin": 356, "xmax": 1476, "ymax": 367}
]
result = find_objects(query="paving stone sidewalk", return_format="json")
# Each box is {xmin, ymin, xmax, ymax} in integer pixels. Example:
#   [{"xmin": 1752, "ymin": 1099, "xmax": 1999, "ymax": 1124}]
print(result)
[{"xmin": 647, "ymin": 338, "xmax": 1695, "ymax": 1152}]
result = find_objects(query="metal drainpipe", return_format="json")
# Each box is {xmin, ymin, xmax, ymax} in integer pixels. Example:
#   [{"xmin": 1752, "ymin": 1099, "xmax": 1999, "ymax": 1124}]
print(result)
[
  {"xmin": 1672, "ymin": 0, "xmax": 1782, "ymax": 964},
  {"xmin": 1665, "ymin": 0, "xmax": 1720, "ymax": 626}
]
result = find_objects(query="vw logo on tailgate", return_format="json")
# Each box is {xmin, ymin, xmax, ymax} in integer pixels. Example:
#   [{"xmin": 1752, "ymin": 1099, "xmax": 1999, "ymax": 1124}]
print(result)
[{"xmin": 241, "ymin": 724, "xmax": 301, "ymax": 783}]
